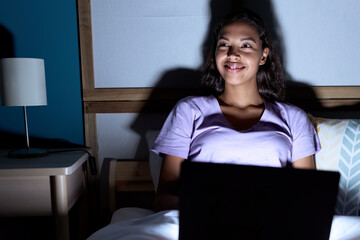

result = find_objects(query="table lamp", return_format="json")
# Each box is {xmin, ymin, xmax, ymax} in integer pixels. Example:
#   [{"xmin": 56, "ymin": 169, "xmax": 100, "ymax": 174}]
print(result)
[{"xmin": 0, "ymin": 58, "xmax": 48, "ymax": 158}]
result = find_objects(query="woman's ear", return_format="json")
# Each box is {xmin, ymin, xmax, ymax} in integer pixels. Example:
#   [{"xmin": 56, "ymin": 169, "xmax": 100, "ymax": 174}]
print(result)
[{"xmin": 260, "ymin": 47, "xmax": 269, "ymax": 65}]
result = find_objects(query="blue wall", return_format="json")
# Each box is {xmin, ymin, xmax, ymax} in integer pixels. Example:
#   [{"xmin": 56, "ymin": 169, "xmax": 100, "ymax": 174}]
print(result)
[{"xmin": 0, "ymin": 0, "xmax": 84, "ymax": 145}]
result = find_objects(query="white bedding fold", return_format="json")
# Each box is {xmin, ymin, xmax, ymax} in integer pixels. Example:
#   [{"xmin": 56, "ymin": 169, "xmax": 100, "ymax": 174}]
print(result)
[
  {"xmin": 330, "ymin": 215, "xmax": 360, "ymax": 240},
  {"xmin": 88, "ymin": 209, "xmax": 179, "ymax": 240}
]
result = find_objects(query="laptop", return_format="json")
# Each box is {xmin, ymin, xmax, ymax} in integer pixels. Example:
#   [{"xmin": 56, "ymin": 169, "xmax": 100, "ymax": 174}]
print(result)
[{"xmin": 178, "ymin": 161, "xmax": 340, "ymax": 240}]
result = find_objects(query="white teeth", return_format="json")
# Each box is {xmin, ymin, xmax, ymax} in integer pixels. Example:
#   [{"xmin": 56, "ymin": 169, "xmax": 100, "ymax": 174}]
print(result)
[{"xmin": 230, "ymin": 66, "xmax": 238, "ymax": 69}]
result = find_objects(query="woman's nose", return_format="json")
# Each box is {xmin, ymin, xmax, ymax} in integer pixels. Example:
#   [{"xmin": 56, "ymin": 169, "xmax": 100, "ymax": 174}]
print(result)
[{"xmin": 227, "ymin": 46, "xmax": 240, "ymax": 59}]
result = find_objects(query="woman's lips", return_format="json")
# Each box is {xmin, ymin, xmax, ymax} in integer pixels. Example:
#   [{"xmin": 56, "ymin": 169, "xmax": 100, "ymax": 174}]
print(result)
[{"xmin": 225, "ymin": 63, "xmax": 244, "ymax": 73}]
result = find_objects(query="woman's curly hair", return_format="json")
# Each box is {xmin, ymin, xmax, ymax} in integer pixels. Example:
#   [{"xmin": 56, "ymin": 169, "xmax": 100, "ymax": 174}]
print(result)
[{"xmin": 201, "ymin": 9, "xmax": 285, "ymax": 101}]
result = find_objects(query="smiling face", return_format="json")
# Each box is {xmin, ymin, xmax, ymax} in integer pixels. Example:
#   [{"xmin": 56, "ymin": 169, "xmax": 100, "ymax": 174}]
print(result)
[{"xmin": 215, "ymin": 21, "xmax": 269, "ymax": 88}]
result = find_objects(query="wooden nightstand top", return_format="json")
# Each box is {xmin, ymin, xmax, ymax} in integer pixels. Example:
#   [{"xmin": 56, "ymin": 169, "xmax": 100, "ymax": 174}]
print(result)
[{"xmin": 0, "ymin": 148, "xmax": 90, "ymax": 176}]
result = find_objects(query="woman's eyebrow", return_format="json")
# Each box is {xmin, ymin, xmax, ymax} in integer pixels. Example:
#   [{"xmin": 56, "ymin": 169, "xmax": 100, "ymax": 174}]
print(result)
[
  {"xmin": 217, "ymin": 36, "xmax": 229, "ymax": 41},
  {"xmin": 217, "ymin": 36, "xmax": 256, "ymax": 43},
  {"xmin": 240, "ymin": 37, "xmax": 256, "ymax": 42}
]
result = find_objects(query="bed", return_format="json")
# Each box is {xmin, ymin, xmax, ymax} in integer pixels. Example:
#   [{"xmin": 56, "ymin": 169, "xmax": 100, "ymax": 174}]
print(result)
[
  {"xmin": 90, "ymin": 209, "xmax": 360, "ymax": 239},
  {"xmin": 87, "ymin": 111, "xmax": 360, "ymax": 239},
  {"xmin": 89, "ymin": 210, "xmax": 360, "ymax": 240},
  {"xmin": 88, "ymin": 157, "xmax": 360, "ymax": 240}
]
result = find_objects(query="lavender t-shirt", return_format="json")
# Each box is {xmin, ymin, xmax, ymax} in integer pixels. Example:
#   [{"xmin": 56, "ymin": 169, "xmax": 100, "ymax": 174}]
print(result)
[{"xmin": 151, "ymin": 96, "xmax": 320, "ymax": 167}]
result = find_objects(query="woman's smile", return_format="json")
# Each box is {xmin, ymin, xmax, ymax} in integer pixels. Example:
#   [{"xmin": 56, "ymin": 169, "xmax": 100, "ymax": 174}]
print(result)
[{"xmin": 225, "ymin": 62, "xmax": 245, "ymax": 73}]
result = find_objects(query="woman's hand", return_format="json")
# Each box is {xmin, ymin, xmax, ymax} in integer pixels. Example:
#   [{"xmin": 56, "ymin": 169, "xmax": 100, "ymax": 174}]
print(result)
[{"xmin": 153, "ymin": 154, "xmax": 185, "ymax": 212}]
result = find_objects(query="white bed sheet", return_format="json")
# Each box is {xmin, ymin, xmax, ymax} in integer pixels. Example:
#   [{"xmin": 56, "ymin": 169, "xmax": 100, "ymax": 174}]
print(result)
[
  {"xmin": 88, "ymin": 208, "xmax": 178, "ymax": 240},
  {"xmin": 88, "ymin": 208, "xmax": 360, "ymax": 240}
]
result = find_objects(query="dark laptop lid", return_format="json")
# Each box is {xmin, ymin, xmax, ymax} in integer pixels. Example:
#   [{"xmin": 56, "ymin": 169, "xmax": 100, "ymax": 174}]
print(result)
[{"xmin": 179, "ymin": 161, "xmax": 340, "ymax": 240}]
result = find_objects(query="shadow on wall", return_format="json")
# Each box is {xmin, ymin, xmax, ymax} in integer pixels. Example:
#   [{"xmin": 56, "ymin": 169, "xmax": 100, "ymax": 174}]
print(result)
[
  {"xmin": 129, "ymin": 0, "xmax": 359, "ymax": 161},
  {"xmin": 0, "ymin": 24, "xmax": 14, "ymax": 58},
  {"xmin": 0, "ymin": 130, "xmax": 84, "ymax": 149}
]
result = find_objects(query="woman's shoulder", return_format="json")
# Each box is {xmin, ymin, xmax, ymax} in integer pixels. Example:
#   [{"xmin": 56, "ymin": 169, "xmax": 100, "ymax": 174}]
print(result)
[
  {"xmin": 267, "ymin": 100, "xmax": 309, "ymax": 120},
  {"xmin": 178, "ymin": 95, "xmax": 215, "ymax": 103},
  {"xmin": 165, "ymin": 95, "xmax": 218, "ymax": 127},
  {"xmin": 175, "ymin": 95, "xmax": 217, "ymax": 110}
]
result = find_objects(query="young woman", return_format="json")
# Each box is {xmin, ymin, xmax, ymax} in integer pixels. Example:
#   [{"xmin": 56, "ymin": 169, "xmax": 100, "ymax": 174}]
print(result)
[{"xmin": 151, "ymin": 10, "xmax": 320, "ymax": 212}]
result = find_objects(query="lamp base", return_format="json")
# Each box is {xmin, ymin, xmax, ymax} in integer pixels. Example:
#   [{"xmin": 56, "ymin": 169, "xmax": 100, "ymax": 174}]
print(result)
[{"xmin": 8, "ymin": 148, "xmax": 48, "ymax": 158}]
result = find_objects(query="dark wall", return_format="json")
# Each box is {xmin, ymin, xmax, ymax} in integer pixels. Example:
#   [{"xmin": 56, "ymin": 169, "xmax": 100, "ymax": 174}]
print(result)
[{"xmin": 0, "ymin": 0, "xmax": 84, "ymax": 146}]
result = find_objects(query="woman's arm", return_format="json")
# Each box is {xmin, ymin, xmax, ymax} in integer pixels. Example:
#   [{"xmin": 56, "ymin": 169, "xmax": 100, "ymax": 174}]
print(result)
[
  {"xmin": 153, "ymin": 154, "xmax": 185, "ymax": 212},
  {"xmin": 292, "ymin": 155, "xmax": 315, "ymax": 169}
]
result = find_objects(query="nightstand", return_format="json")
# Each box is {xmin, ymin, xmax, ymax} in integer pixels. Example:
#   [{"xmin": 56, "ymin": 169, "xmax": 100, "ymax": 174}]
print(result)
[{"xmin": 0, "ymin": 148, "xmax": 91, "ymax": 240}]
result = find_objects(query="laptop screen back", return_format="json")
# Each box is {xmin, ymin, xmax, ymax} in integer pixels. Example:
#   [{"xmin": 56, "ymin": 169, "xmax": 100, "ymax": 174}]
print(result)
[{"xmin": 179, "ymin": 161, "xmax": 340, "ymax": 240}]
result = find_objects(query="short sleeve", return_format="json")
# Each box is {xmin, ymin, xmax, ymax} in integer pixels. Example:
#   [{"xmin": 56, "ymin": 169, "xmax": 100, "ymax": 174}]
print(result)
[
  {"xmin": 151, "ymin": 98, "xmax": 196, "ymax": 159},
  {"xmin": 291, "ymin": 109, "xmax": 321, "ymax": 162}
]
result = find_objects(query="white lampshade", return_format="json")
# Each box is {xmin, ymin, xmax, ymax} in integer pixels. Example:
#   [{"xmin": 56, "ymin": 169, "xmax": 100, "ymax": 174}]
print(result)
[{"xmin": 0, "ymin": 58, "xmax": 47, "ymax": 106}]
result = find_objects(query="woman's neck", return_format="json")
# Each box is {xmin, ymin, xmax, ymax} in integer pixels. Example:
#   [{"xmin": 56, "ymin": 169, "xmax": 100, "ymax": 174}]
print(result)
[{"xmin": 218, "ymin": 85, "xmax": 263, "ymax": 109}]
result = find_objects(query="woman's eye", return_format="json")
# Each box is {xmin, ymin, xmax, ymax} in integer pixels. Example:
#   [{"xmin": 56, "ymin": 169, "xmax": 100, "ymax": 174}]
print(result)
[
  {"xmin": 217, "ymin": 42, "xmax": 228, "ymax": 47},
  {"xmin": 242, "ymin": 43, "xmax": 252, "ymax": 48}
]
